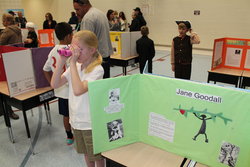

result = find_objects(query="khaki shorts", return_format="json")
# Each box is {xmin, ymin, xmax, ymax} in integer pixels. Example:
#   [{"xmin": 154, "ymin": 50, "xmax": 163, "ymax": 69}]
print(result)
[{"xmin": 73, "ymin": 129, "xmax": 103, "ymax": 162}]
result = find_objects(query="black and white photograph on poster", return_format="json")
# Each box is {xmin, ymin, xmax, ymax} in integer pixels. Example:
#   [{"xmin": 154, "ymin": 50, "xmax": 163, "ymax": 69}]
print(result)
[
  {"xmin": 107, "ymin": 119, "xmax": 124, "ymax": 142},
  {"xmin": 105, "ymin": 88, "xmax": 124, "ymax": 114},
  {"xmin": 109, "ymin": 88, "xmax": 120, "ymax": 104},
  {"xmin": 218, "ymin": 141, "xmax": 240, "ymax": 167}
]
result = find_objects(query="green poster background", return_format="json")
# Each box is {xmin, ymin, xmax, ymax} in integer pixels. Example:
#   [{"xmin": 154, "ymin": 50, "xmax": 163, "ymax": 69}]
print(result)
[{"xmin": 89, "ymin": 74, "xmax": 250, "ymax": 167}]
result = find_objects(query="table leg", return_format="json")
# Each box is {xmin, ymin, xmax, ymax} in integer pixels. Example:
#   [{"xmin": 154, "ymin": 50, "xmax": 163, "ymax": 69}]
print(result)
[
  {"xmin": 44, "ymin": 103, "xmax": 49, "ymax": 124},
  {"xmin": 22, "ymin": 110, "xmax": 31, "ymax": 138},
  {"xmin": 123, "ymin": 67, "xmax": 127, "ymax": 76},
  {"xmin": 0, "ymin": 95, "xmax": 15, "ymax": 143},
  {"xmin": 46, "ymin": 102, "xmax": 52, "ymax": 125}
]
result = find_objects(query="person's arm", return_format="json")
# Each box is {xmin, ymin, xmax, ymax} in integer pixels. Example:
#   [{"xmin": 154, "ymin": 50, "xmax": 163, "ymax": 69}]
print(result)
[
  {"xmin": 51, "ymin": 56, "xmax": 68, "ymax": 89},
  {"xmin": 43, "ymin": 71, "xmax": 53, "ymax": 83},
  {"xmin": 171, "ymin": 40, "xmax": 175, "ymax": 72},
  {"xmin": 69, "ymin": 45, "xmax": 88, "ymax": 96},
  {"xmin": 43, "ymin": 21, "xmax": 46, "ymax": 29},
  {"xmin": 136, "ymin": 41, "xmax": 140, "ymax": 54},
  {"xmin": 190, "ymin": 29, "xmax": 200, "ymax": 44}
]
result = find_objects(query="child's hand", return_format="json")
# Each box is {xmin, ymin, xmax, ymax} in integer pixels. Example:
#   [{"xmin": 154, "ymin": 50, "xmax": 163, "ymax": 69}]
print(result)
[
  {"xmin": 70, "ymin": 45, "xmax": 81, "ymax": 63},
  {"xmin": 171, "ymin": 64, "xmax": 175, "ymax": 72}
]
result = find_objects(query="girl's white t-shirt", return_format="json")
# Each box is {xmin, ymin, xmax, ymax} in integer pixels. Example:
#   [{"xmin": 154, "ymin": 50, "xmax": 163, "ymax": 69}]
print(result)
[{"xmin": 63, "ymin": 63, "xmax": 104, "ymax": 130}]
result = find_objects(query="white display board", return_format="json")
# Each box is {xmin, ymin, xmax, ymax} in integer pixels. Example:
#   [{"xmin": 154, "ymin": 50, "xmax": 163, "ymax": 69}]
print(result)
[
  {"xmin": 213, "ymin": 41, "xmax": 223, "ymax": 68},
  {"xmin": 244, "ymin": 49, "xmax": 250, "ymax": 69},
  {"xmin": 2, "ymin": 49, "xmax": 36, "ymax": 97},
  {"xmin": 121, "ymin": 33, "xmax": 130, "ymax": 58},
  {"xmin": 130, "ymin": 31, "xmax": 141, "ymax": 57}
]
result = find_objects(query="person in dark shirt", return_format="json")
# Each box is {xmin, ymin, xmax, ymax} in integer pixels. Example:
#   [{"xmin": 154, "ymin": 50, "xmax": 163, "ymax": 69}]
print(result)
[
  {"xmin": 15, "ymin": 11, "xmax": 27, "ymax": 28},
  {"xmin": 43, "ymin": 13, "xmax": 57, "ymax": 29},
  {"xmin": 129, "ymin": 11, "xmax": 140, "ymax": 32},
  {"xmin": 24, "ymin": 22, "xmax": 38, "ymax": 48},
  {"xmin": 136, "ymin": 26, "xmax": 155, "ymax": 73},
  {"xmin": 68, "ymin": 11, "xmax": 78, "ymax": 24},
  {"xmin": 134, "ymin": 7, "xmax": 147, "ymax": 28},
  {"xmin": 171, "ymin": 21, "xmax": 200, "ymax": 80}
]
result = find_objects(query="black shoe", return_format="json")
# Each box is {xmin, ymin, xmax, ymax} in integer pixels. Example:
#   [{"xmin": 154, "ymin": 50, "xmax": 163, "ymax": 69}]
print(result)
[{"xmin": 9, "ymin": 112, "xmax": 19, "ymax": 120}]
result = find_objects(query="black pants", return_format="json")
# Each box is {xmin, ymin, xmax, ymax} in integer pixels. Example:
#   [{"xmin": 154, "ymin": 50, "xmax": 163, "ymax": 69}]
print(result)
[
  {"xmin": 175, "ymin": 63, "xmax": 191, "ymax": 80},
  {"xmin": 139, "ymin": 59, "xmax": 152, "ymax": 74},
  {"xmin": 102, "ymin": 56, "xmax": 110, "ymax": 79}
]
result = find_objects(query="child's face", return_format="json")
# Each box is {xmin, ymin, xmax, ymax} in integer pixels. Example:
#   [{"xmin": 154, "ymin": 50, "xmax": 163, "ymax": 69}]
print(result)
[
  {"xmin": 178, "ymin": 27, "xmax": 188, "ymax": 36},
  {"xmin": 71, "ymin": 38, "xmax": 95, "ymax": 64}
]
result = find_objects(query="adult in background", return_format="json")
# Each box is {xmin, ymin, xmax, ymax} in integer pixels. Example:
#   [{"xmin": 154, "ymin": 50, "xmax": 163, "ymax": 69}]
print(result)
[
  {"xmin": 0, "ymin": 13, "xmax": 22, "ymax": 45},
  {"xmin": 68, "ymin": 11, "xmax": 79, "ymax": 25},
  {"xmin": 73, "ymin": 0, "xmax": 113, "ymax": 79},
  {"xmin": 0, "ymin": 13, "xmax": 21, "ymax": 119},
  {"xmin": 107, "ymin": 9, "xmax": 121, "ymax": 31},
  {"xmin": 43, "ymin": 13, "xmax": 57, "ymax": 29},
  {"xmin": 15, "ymin": 11, "xmax": 27, "ymax": 28},
  {"xmin": 119, "ymin": 11, "xmax": 127, "ymax": 31},
  {"xmin": 129, "ymin": 11, "xmax": 140, "ymax": 32},
  {"xmin": 134, "ymin": 7, "xmax": 147, "ymax": 28}
]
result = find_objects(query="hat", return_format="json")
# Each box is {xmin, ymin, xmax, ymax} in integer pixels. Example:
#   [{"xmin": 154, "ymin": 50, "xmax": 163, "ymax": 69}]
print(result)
[
  {"xmin": 176, "ymin": 21, "xmax": 191, "ymax": 29},
  {"xmin": 134, "ymin": 7, "xmax": 141, "ymax": 12},
  {"xmin": 26, "ymin": 22, "xmax": 35, "ymax": 28}
]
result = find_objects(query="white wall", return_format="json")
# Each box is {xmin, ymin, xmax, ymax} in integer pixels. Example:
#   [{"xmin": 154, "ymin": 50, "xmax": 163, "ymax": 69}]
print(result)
[{"xmin": 4, "ymin": 0, "xmax": 250, "ymax": 50}]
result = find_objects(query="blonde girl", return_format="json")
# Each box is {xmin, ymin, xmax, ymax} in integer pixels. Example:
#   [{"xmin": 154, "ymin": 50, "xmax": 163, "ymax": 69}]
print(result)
[{"xmin": 51, "ymin": 30, "xmax": 104, "ymax": 167}]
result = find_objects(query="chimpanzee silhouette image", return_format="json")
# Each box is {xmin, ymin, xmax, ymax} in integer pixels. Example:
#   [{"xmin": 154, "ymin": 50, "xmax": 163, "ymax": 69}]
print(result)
[{"xmin": 192, "ymin": 113, "xmax": 215, "ymax": 143}]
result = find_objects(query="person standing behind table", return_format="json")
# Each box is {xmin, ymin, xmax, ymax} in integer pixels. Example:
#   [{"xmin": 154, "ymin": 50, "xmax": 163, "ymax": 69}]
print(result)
[
  {"xmin": 15, "ymin": 11, "xmax": 27, "ymax": 28},
  {"xmin": 136, "ymin": 26, "xmax": 155, "ymax": 74},
  {"xmin": 43, "ymin": 22, "xmax": 74, "ymax": 145},
  {"xmin": 134, "ymin": 7, "xmax": 147, "ymax": 28},
  {"xmin": 0, "ymin": 13, "xmax": 22, "ymax": 120},
  {"xmin": 171, "ymin": 21, "xmax": 200, "ymax": 80},
  {"xmin": 73, "ymin": 0, "xmax": 113, "ymax": 79},
  {"xmin": 43, "ymin": 13, "xmax": 57, "ymax": 29},
  {"xmin": 107, "ymin": 9, "xmax": 121, "ymax": 31},
  {"xmin": 68, "ymin": 11, "xmax": 79, "ymax": 25},
  {"xmin": 24, "ymin": 22, "xmax": 38, "ymax": 48},
  {"xmin": 119, "ymin": 11, "xmax": 128, "ymax": 31},
  {"xmin": 129, "ymin": 11, "xmax": 140, "ymax": 32}
]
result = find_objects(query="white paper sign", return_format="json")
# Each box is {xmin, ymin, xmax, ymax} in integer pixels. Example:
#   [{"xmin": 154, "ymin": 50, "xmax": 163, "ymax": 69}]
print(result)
[
  {"xmin": 244, "ymin": 50, "xmax": 250, "ymax": 69},
  {"xmin": 148, "ymin": 112, "xmax": 175, "ymax": 142},
  {"xmin": 225, "ymin": 48, "xmax": 242, "ymax": 67},
  {"xmin": 39, "ymin": 33, "xmax": 49, "ymax": 44},
  {"xmin": 2, "ymin": 49, "xmax": 36, "ymax": 97}
]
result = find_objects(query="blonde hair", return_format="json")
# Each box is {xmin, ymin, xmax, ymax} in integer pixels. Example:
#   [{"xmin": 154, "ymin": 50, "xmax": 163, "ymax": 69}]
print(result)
[
  {"xmin": 73, "ymin": 30, "xmax": 103, "ymax": 73},
  {"xmin": 178, "ymin": 23, "xmax": 187, "ymax": 29},
  {"xmin": 2, "ymin": 13, "xmax": 15, "ymax": 25}
]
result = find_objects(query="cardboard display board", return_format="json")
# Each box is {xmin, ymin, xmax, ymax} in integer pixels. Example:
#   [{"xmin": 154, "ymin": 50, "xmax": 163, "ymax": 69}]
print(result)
[
  {"xmin": 0, "ymin": 45, "xmax": 52, "ymax": 96},
  {"xmin": 110, "ymin": 31, "xmax": 141, "ymax": 58},
  {"xmin": 38, "ymin": 29, "xmax": 59, "ymax": 47},
  {"xmin": 0, "ymin": 46, "xmax": 27, "ymax": 81},
  {"xmin": 31, "ymin": 47, "xmax": 53, "ymax": 88},
  {"xmin": 2, "ymin": 49, "xmax": 36, "ymax": 96},
  {"xmin": 89, "ymin": 74, "xmax": 250, "ymax": 167},
  {"xmin": 212, "ymin": 37, "xmax": 250, "ymax": 70}
]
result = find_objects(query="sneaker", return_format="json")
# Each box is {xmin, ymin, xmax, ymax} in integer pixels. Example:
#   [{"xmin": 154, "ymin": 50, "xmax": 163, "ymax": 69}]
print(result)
[
  {"xmin": 9, "ymin": 112, "xmax": 19, "ymax": 120},
  {"xmin": 67, "ymin": 137, "xmax": 74, "ymax": 145}
]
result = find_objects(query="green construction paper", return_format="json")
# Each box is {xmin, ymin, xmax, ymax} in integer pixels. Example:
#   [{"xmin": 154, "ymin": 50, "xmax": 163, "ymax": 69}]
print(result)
[{"xmin": 88, "ymin": 74, "xmax": 250, "ymax": 167}]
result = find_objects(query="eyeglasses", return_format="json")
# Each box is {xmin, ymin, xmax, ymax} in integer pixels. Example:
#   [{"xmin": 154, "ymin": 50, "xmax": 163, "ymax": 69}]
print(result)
[{"xmin": 73, "ymin": 0, "xmax": 85, "ymax": 4}]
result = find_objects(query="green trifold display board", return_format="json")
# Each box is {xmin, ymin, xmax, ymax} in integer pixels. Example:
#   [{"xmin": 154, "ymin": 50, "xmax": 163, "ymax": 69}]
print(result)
[{"xmin": 89, "ymin": 74, "xmax": 250, "ymax": 167}]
